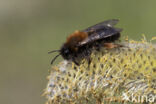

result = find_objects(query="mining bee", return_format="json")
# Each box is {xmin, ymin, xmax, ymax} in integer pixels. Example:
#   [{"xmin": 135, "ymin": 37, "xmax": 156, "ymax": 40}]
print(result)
[{"xmin": 49, "ymin": 19, "xmax": 122, "ymax": 65}]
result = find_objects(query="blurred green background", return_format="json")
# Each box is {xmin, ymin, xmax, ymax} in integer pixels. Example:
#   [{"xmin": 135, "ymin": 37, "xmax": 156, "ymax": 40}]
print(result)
[{"xmin": 0, "ymin": 0, "xmax": 156, "ymax": 104}]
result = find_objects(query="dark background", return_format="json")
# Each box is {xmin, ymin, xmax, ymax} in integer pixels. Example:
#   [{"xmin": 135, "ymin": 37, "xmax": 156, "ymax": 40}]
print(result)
[{"xmin": 0, "ymin": 0, "xmax": 156, "ymax": 104}]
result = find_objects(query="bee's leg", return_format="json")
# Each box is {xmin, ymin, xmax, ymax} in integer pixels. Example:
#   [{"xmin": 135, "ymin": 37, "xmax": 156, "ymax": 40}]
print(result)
[
  {"xmin": 87, "ymin": 57, "xmax": 92, "ymax": 69},
  {"xmin": 72, "ymin": 58, "xmax": 80, "ymax": 66},
  {"xmin": 84, "ymin": 47, "xmax": 92, "ymax": 68},
  {"xmin": 94, "ymin": 42, "xmax": 102, "ymax": 51},
  {"xmin": 74, "ymin": 61, "xmax": 79, "ymax": 66},
  {"xmin": 88, "ymin": 57, "xmax": 91, "ymax": 65},
  {"xmin": 103, "ymin": 43, "xmax": 121, "ymax": 49}
]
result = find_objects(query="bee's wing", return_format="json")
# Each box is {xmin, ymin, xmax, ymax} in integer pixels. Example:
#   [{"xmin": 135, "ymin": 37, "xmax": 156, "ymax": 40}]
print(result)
[
  {"xmin": 79, "ymin": 27, "xmax": 122, "ymax": 46},
  {"xmin": 82, "ymin": 19, "xmax": 119, "ymax": 33}
]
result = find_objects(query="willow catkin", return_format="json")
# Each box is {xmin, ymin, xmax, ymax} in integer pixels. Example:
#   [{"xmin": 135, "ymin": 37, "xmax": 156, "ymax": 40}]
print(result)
[{"xmin": 44, "ymin": 39, "xmax": 156, "ymax": 104}]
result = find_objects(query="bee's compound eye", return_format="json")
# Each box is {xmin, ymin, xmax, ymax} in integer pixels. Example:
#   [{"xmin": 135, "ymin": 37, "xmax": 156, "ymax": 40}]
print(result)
[
  {"xmin": 62, "ymin": 49, "xmax": 71, "ymax": 60},
  {"xmin": 64, "ymin": 49, "xmax": 69, "ymax": 55},
  {"xmin": 60, "ymin": 46, "xmax": 71, "ymax": 60}
]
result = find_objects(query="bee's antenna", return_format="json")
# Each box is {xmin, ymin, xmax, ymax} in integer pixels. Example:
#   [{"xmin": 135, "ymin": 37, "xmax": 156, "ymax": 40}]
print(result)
[
  {"xmin": 50, "ymin": 54, "xmax": 61, "ymax": 65},
  {"xmin": 48, "ymin": 50, "xmax": 60, "ymax": 54}
]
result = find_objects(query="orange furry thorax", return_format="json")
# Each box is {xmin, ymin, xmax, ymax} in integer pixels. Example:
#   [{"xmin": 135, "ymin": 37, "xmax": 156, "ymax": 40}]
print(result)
[{"xmin": 65, "ymin": 30, "xmax": 88, "ymax": 46}]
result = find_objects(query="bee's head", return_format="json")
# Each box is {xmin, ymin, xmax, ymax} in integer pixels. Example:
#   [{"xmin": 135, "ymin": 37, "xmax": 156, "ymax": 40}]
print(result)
[
  {"xmin": 48, "ymin": 44, "xmax": 73, "ymax": 65},
  {"xmin": 60, "ymin": 45, "xmax": 72, "ymax": 60}
]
